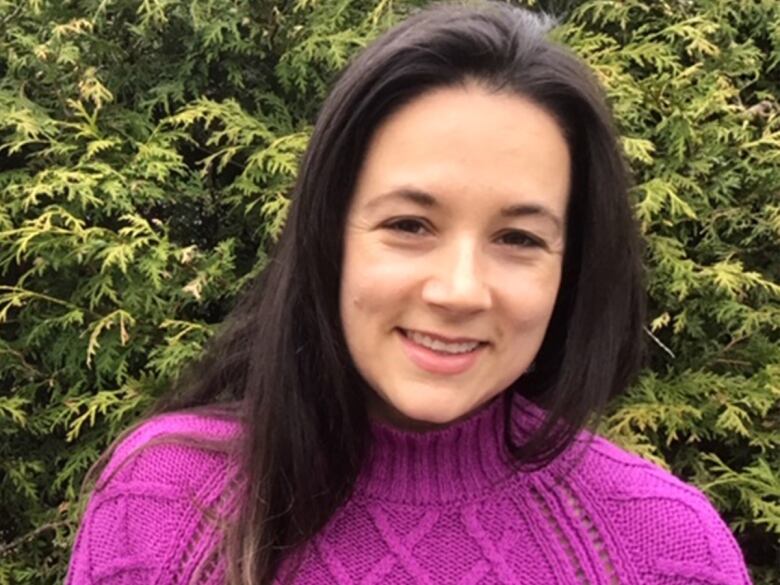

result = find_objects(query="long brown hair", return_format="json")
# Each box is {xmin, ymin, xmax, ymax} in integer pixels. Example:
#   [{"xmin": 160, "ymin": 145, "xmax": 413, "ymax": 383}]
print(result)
[{"xmin": 88, "ymin": 2, "xmax": 645, "ymax": 583}]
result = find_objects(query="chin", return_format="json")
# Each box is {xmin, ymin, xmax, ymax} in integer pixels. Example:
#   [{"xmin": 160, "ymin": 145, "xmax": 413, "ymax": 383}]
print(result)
[{"xmin": 384, "ymin": 392, "xmax": 479, "ymax": 429}]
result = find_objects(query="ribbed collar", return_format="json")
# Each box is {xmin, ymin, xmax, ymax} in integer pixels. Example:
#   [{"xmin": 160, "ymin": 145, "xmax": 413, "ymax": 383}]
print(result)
[{"xmin": 356, "ymin": 392, "xmax": 547, "ymax": 505}]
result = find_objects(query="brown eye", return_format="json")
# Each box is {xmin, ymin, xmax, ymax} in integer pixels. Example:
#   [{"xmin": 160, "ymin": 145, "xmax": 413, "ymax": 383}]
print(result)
[
  {"xmin": 498, "ymin": 230, "xmax": 543, "ymax": 248},
  {"xmin": 386, "ymin": 218, "xmax": 429, "ymax": 235}
]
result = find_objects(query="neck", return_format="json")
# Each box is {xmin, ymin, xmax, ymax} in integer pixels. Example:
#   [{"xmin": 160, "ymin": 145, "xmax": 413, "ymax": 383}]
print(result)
[{"xmin": 356, "ymin": 393, "xmax": 521, "ymax": 504}]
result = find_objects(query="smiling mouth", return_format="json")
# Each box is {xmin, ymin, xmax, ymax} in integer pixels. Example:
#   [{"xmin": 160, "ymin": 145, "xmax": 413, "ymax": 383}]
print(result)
[{"xmin": 398, "ymin": 328, "xmax": 487, "ymax": 355}]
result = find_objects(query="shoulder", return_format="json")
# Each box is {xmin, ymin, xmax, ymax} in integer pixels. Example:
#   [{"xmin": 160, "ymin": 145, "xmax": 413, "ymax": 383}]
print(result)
[
  {"xmin": 566, "ymin": 435, "xmax": 751, "ymax": 585},
  {"xmin": 66, "ymin": 411, "xmax": 243, "ymax": 585},
  {"xmin": 99, "ymin": 410, "xmax": 242, "ymax": 486}
]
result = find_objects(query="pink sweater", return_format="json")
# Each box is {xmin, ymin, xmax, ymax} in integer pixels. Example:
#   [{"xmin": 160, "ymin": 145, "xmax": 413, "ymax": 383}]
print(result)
[{"xmin": 66, "ymin": 395, "xmax": 751, "ymax": 584}]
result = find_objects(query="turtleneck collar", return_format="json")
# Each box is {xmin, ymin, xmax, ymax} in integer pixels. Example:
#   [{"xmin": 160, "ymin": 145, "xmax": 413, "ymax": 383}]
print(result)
[{"xmin": 356, "ymin": 391, "xmax": 552, "ymax": 505}]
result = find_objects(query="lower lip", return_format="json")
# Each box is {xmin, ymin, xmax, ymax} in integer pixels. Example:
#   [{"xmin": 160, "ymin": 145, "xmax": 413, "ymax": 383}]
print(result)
[{"xmin": 397, "ymin": 329, "xmax": 485, "ymax": 375}]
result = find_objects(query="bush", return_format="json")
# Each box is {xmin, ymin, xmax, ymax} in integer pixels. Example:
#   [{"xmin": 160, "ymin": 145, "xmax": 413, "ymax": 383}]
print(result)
[{"xmin": 0, "ymin": 0, "xmax": 777, "ymax": 582}]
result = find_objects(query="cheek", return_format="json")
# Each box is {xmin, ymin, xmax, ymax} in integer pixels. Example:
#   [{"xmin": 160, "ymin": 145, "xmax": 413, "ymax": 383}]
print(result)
[
  {"xmin": 340, "ymin": 252, "xmax": 409, "ymax": 335},
  {"xmin": 343, "ymin": 244, "xmax": 417, "ymax": 302},
  {"xmin": 342, "ymin": 279, "xmax": 408, "ymax": 328},
  {"xmin": 500, "ymin": 265, "xmax": 562, "ymax": 329}
]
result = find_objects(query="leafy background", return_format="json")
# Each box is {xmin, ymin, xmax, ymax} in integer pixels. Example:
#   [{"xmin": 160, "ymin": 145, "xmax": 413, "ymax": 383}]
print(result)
[{"xmin": 0, "ymin": 0, "xmax": 777, "ymax": 582}]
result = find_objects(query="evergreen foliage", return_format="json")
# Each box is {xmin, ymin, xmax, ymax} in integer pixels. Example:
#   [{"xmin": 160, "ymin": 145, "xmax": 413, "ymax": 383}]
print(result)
[{"xmin": 0, "ymin": 0, "xmax": 777, "ymax": 582}]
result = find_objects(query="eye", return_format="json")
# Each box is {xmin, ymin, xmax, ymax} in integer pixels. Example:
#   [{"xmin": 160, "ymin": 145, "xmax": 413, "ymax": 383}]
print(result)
[
  {"xmin": 497, "ymin": 230, "xmax": 544, "ymax": 249},
  {"xmin": 384, "ymin": 217, "xmax": 430, "ymax": 236}
]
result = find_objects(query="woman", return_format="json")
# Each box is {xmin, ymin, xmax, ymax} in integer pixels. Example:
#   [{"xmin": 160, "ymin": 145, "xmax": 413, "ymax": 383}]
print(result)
[{"xmin": 66, "ymin": 2, "xmax": 751, "ymax": 584}]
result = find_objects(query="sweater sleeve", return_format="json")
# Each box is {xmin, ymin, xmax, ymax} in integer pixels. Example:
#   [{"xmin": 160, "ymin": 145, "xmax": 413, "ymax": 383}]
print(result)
[
  {"xmin": 65, "ymin": 414, "xmax": 240, "ymax": 585},
  {"xmin": 584, "ymin": 439, "xmax": 752, "ymax": 585}
]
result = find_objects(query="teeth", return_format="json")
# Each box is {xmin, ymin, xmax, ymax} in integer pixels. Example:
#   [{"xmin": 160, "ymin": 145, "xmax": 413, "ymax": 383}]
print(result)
[{"xmin": 406, "ymin": 330, "xmax": 480, "ymax": 354}]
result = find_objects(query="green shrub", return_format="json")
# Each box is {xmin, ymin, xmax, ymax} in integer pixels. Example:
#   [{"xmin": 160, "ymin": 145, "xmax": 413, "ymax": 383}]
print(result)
[{"xmin": 0, "ymin": 0, "xmax": 777, "ymax": 582}]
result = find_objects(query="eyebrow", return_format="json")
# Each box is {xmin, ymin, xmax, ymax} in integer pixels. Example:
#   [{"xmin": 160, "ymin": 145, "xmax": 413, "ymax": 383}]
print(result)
[
  {"xmin": 364, "ymin": 187, "xmax": 437, "ymax": 210},
  {"xmin": 364, "ymin": 187, "xmax": 564, "ymax": 233}
]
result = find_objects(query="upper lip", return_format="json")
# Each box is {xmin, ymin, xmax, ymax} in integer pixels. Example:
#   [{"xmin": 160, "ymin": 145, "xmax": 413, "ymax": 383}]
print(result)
[{"xmin": 400, "ymin": 328, "xmax": 486, "ymax": 344}]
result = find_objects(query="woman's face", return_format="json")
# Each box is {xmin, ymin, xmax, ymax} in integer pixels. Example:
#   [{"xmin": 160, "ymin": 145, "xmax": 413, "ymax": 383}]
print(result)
[{"xmin": 340, "ymin": 85, "xmax": 570, "ymax": 429}]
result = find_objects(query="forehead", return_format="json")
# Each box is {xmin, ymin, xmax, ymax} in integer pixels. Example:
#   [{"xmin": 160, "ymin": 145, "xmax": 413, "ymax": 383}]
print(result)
[{"xmin": 351, "ymin": 85, "xmax": 571, "ymax": 219}]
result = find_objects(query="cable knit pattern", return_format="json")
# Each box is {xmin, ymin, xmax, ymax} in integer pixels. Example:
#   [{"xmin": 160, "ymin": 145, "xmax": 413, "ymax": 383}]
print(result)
[{"xmin": 66, "ymin": 395, "xmax": 752, "ymax": 584}]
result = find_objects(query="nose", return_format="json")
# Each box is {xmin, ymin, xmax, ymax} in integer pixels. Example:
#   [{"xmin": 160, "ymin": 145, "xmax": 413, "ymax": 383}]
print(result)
[{"xmin": 421, "ymin": 239, "xmax": 492, "ymax": 314}]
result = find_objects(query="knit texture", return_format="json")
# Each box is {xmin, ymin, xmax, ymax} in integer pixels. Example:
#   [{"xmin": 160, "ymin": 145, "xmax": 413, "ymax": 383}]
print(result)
[{"xmin": 66, "ymin": 394, "xmax": 752, "ymax": 584}]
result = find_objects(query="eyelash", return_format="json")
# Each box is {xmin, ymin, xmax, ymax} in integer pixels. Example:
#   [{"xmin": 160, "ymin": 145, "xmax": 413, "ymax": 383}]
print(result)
[
  {"xmin": 383, "ymin": 218, "xmax": 544, "ymax": 249},
  {"xmin": 496, "ymin": 230, "xmax": 544, "ymax": 249},
  {"xmin": 386, "ymin": 218, "xmax": 430, "ymax": 236}
]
